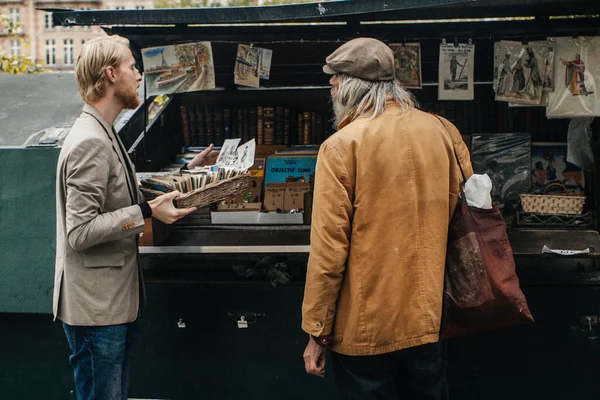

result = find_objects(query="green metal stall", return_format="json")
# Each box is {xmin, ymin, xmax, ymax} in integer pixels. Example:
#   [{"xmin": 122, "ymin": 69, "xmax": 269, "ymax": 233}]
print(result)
[{"xmin": 2, "ymin": 1, "xmax": 600, "ymax": 398}]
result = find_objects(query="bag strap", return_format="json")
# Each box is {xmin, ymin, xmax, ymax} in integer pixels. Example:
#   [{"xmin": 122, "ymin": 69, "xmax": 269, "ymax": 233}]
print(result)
[{"xmin": 432, "ymin": 114, "xmax": 468, "ymax": 187}]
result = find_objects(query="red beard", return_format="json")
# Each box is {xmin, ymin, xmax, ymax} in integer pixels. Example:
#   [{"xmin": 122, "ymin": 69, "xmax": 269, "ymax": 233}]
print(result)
[{"xmin": 116, "ymin": 82, "xmax": 139, "ymax": 110}]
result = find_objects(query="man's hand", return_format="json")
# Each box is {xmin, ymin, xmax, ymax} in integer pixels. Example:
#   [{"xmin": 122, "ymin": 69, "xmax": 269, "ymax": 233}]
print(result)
[
  {"xmin": 187, "ymin": 143, "xmax": 219, "ymax": 169},
  {"xmin": 303, "ymin": 336, "xmax": 327, "ymax": 377},
  {"xmin": 148, "ymin": 191, "xmax": 196, "ymax": 224}
]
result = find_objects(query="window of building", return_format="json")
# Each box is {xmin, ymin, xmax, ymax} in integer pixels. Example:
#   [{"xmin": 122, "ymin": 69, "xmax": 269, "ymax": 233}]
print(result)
[
  {"xmin": 115, "ymin": 6, "xmax": 125, "ymax": 10},
  {"xmin": 45, "ymin": 40, "xmax": 56, "ymax": 66},
  {"xmin": 135, "ymin": 5, "xmax": 145, "ymax": 9},
  {"xmin": 64, "ymin": 39, "xmax": 74, "ymax": 65},
  {"xmin": 44, "ymin": 13, "xmax": 54, "ymax": 30},
  {"xmin": 9, "ymin": 8, "xmax": 22, "ymax": 33},
  {"xmin": 10, "ymin": 39, "xmax": 21, "ymax": 57}
]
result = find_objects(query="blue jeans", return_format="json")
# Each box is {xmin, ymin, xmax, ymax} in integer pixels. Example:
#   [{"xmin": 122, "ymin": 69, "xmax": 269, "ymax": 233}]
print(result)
[
  {"xmin": 63, "ymin": 320, "xmax": 140, "ymax": 400},
  {"xmin": 331, "ymin": 341, "xmax": 449, "ymax": 400}
]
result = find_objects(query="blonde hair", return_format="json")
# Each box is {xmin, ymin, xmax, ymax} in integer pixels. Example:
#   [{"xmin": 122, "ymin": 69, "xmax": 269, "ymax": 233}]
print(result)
[
  {"xmin": 75, "ymin": 35, "xmax": 130, "ymax": 102},
  {"xmin": 332, "ymin": 74, "xmax": 417, "ymax": 127}
]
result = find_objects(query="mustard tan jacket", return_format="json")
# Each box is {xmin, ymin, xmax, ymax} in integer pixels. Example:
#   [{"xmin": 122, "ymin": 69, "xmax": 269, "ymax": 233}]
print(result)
[{"xmin": 302, "ymin": 104, "xmax": 473, "ymax": 356}]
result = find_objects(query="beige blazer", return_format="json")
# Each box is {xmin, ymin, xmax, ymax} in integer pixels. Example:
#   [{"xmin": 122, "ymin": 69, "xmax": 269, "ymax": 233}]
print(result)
[{"xmin": 53, "ymin": 104, "xmax": 146, "ymax": 326}]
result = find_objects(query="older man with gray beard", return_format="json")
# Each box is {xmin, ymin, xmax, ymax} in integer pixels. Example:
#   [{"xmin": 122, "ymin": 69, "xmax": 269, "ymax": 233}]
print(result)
[{"xmin": 301, "ymin": 37, "xmax": 473, "ymax": 400}]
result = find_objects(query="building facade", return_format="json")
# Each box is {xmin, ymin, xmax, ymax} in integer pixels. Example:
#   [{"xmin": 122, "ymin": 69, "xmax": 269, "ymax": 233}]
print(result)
[{"xmin": 1, "ymin": 0, "xmax": 154, "ymax": 71}]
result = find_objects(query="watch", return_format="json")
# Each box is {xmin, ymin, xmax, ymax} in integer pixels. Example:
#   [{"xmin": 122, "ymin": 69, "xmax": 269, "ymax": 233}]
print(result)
[{"xmin": 311, "ymin": 334, "xmax": 333, "ymax": 347}]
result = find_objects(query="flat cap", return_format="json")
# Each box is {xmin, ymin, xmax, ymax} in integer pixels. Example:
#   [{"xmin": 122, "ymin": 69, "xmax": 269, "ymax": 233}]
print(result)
[{"xmin": 323, "ymin": 38, "xmax": 395, "ymax": 81}]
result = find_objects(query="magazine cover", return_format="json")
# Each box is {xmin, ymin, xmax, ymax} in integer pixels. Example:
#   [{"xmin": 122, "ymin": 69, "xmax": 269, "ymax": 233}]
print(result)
[
  {"xmin": 142, "ymin": 42, "xmax": 215, "ymax": 96},
  {"xmin": 438, "ymin": 42, "xmax": 475, "ymax": 100},
  {"xmin": 389, "ymin": 43, "xmax": 422, "ymax": 89}
]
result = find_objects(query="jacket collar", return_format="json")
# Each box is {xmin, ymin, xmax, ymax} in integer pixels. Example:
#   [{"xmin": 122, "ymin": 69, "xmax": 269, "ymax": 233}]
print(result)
[
  {"xmin": 336, "ymin": 99, "xmax": 400, "ymax": 130},
  {"xmin": 82, "ymin": 103, "xmax": 114, "ymax": 136}
]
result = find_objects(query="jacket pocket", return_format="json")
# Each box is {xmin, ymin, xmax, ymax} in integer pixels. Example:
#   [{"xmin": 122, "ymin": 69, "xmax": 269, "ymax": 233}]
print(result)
[{"xmin": 83, "ymin": 251, "xmax": 125, "ymax": 268}]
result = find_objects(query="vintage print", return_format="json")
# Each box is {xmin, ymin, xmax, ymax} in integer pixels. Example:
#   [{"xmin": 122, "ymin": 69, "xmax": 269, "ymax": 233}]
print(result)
[
  {"xmin": 495, "ymin": 40, "xmax": 548, "ymax": 105},
  {"xmin": 216, "ymin": 138, "xmax": 242, "ymax": 166},
  {"xmin": 234, "ymin": 44, "xmax": 273, "ymax": 88},
  {"xmin": 438, "ymin": 43, "xmax": 475, "ymax": 100},
  {"xmin": 142, "ymin": 42, "xmax": 215, "ymax": 96},
  {"xmin": 389, "ymin": 43, "xmax": 422, "ymax": 89},
  {"xmin": 544, "ymin": 39, "xmax": 556, "ymax": 92},
  {"xmin": 547, "ymin": 36, "xmax": 600, "ymax": 118},
  {"xmin": 531, "ymin": 142, "xmax": 584, "ymax": 190}
]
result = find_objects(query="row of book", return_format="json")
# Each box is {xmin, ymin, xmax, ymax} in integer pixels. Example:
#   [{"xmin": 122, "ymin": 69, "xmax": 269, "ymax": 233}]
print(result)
[{"xmin": 179, "ymin": 105, "xmax": 330, "ymax": 147}]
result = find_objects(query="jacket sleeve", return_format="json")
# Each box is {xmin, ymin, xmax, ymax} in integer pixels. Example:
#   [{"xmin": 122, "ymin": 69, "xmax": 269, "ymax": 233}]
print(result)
[
  {"xmin": 439, "ymin": 116, "xmax": 474, "ymax": 181},
  {"xmin": 302, "ymin": 143, "xmax": 354, "ymax": 337},
  {"xmin": 65, "ymin": 138, "xmax": 145, "ymax": 252}
]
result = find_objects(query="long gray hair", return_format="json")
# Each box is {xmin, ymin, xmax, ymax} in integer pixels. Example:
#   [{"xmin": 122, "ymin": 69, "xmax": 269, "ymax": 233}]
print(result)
[{"xmin": 332, "ymin": 74, "xmax": 416, "ymax": 127}]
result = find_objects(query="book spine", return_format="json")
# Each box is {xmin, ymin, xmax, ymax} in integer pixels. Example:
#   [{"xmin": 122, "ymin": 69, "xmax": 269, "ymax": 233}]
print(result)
[
  {"xmin": 284, "ymin": 108, "xmax": 290, "ymax": 145},
  {"xmin": 214, "ymin": 106, "xmax": 224, "ymax": 146},
  {"xmin": 242, "ymin": 108, "xmax": 250, "ymax": 143},
  {"xmin": 188, "ymin": 105, "xmax": 198, "ymax": 147},
  {"xmin": 180, "ymin": 105, "xmax": 191, "ymax": 147},
  {"xmin": 302, "ymin": 111, "xmax": 312, "ymax": 145},
  {"xmin": 196, "ymin": 105, "xmax": 206, "ymax": 147},
  {"xmin": 237, "ymin": 108, "xmax": 243, "ymax": 139},
  {"xmin": 263, "ymin": 107, "xmax": 275, "ymax": 145},
  {"xmin": 257, "ymin": 106, "xmax": 264, "ymax": 145},
  {"xmin": 275, "ymin": 106, "xmax": 284, "ymax": 145},
  {"xmin": 315, "ymin": 112, "xmax": 324, "ymax": 144},
  {"xmin": 249, "ymin": 107, "xmax": 258, "ymax": 141},
  {"xmin": 223, "ymin": 107, "xmax": 232, "ymax": 140},
  {"xmin": 205, "ymin": 105, "xmax": 214, "ymax": 145},
  {"xmin": 297, "ymin": 112, "xmax": 303, "ymax": 145}
]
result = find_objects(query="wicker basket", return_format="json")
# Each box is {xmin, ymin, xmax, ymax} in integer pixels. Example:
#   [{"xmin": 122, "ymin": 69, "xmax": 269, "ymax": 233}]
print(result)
[
  {"xmin": 140, "ymin": 173, "xmax": 250, "ymax": 209},
  {"xmin": 520, "ymin": 183, "xmax": 586, "ymax": 215}
]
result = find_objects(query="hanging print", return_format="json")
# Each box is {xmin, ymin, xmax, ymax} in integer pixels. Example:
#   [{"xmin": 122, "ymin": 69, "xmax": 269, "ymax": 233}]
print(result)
[
  {"xmin": 142, "ymin": 42, "xmax": 215, "ymax": 96},
  {"xmin": 494, "ymin": 40, "xmax": 548, "ymax": 106},
  {"xmin": 438, "ymin": 42, "xmax": 475, "ymax": 100},
  {"xmin": 547, "ymin": 36, "xmax": 600, "ymax": 118},
  {"xmin": 389, "ymin": 43, "xmax": 422, "ymax": 89}
]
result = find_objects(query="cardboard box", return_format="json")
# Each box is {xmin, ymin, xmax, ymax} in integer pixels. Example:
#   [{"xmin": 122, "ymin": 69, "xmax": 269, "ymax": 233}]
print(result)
[
  {"xmin": 283, "ymin": 182, "xmax": 311, "ymax": 211},
  {"xmin": 263, "ymin": 183, "xmax": 286, "ymax": 211}
]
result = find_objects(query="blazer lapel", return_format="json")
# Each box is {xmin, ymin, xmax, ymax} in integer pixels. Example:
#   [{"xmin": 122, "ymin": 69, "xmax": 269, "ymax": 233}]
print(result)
[{"xmin": 82, "ymin": 104, "xmax": 138, "ymax": 204}]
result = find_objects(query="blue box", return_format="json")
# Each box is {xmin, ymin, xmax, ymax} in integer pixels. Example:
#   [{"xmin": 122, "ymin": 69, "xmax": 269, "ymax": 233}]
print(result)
[{"xmin": 265, "ymin": 156, "xmax": 317, "ymax": 185}]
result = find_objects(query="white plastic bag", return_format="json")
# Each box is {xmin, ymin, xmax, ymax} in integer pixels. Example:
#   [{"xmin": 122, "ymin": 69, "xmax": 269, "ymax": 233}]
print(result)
[{"xmin": 464, "ymin": 173, "xmax": 493, "ymax": 210}]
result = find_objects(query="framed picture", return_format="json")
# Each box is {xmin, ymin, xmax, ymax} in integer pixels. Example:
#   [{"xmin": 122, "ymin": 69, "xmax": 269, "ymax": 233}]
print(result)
[
  {"xmin": 471, "ymin": 133, "xmax": 531, "ymax": 211},
  {"xmin": 531, "ymin": 142, "xmax": 585, "ymax": 190},
  {"xmin": 389, "ymin": 43, "xmax": 422, "ymax": 89}
]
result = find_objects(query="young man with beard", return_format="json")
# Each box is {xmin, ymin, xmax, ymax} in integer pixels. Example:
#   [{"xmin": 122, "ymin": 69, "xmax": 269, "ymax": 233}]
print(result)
[
  {"xmin": 302, "ymin": 38, "xmax": 473, "ymax": 399},
  {"xmin": 54, "ymin": 35, "xmax": 215, "ymax": 399}
]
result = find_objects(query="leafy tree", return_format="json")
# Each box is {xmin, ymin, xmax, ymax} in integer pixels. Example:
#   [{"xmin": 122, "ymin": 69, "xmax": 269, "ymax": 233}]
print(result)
[{"xmin": 0, "ymin": 14, "xmax": 43, "ymax": 74}]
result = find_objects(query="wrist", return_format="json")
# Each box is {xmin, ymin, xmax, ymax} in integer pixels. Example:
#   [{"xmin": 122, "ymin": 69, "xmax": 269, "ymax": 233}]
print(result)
[{"xmin": 311, "ymin": 334, "xmax": 333, "ymax": 347}]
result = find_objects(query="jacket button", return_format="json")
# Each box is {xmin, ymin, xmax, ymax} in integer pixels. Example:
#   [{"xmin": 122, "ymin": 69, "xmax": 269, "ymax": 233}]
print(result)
[{"xmin": 316, "ymin": 321, "xmax": 323, "ymax": 328}]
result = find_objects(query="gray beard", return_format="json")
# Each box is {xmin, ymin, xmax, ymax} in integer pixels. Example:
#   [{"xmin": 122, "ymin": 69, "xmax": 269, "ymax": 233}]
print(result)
[{"xmin": 332, "ymin": 95, "xmax": 349, "ymax": 128}]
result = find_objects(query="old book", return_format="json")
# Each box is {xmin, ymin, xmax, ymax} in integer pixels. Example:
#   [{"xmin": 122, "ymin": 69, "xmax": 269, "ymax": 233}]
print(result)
[
  {"xmin": 314, "ymin": 112, "xmax": 323, "ymax": 145},
  {"xmin": 179, "ymin": 105, "xmax": 191, "ymax": 146},
  {"xmin": 214, "ymin": 106, "xmax": 224, "ymax": 146},
  {"xmin": 205, "ymin": 105, "xmax": 215, "ymax": 145},
  {"xmin": 237, "ymin": 108, "xmax": 243, "ymax": 139},
  {"xmin": 195, "ymin": 105, "xmax": 206, "ymax": 147},
  {"xmin": 284, "ymin": 108, "xmax": 290, "ymax": 145},
  {"xmin": 296, "ymin": 112, "xmax": 303, "ymax": 145},
  {"xmin": 263, "ymin": 107, "xmax": 275, "ymax": 145},
  {"xmin": 302, "ymin": 111, "xmax": 312, "ymax": 145},
  {"xmin": 223, "ymin": 107, "xmax": 232, "ymax": 140},
  {"xmin": 188, "ymin": 105, "xmax": 198, "ymax": 146},
  {"xmin": 249, "ymin": 107, "xmax": 258, "ymax": 141},
  {"xmin": 242, "ymin": 108, "xmax": 250, "ymax": 142},
  {"xmin": 275, "ymin": 106, "xmax": 284, "ymax": 145},
  {"xmin": 257, "ymin": 106, "xmax": 264, "ymax": 145}
]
